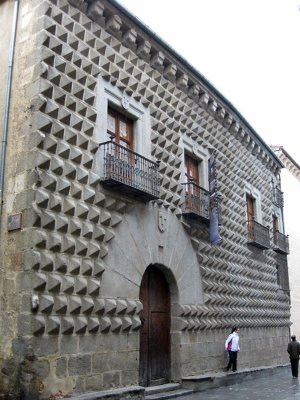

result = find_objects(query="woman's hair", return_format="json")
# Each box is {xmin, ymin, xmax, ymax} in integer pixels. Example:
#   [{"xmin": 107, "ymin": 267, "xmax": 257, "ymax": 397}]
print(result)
[{"xmin": 231, "ymin": 327, "xmax": 238, "ymax": 333}]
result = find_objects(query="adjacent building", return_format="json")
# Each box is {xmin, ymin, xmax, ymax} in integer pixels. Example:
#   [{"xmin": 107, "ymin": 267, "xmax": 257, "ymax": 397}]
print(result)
[{"xmin": 0, "ymin": 0, "xmax": 291, "ymax": 398}]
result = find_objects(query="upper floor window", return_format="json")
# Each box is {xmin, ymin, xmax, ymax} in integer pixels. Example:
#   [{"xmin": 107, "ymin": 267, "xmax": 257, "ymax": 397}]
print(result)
[
  {"xmin": 180, "ymin": 139, "xmax": 210, "ymax": 220},
  {"xmin": 272, "ymin": 212, "xmax": 289, "ymax": 254},
  {"xmin": 244, "ymin": 183, "xmax": 262, "ymax": 223},
  {"xmin": 276, "ymin": 263, "xmax": 290, "ymax": 293},
  {"xmin": 96, "ymin": 79, "xmax": 159, "ymax": 200},
  {"xmin": 272, "ymin": 180, "xmax": 284, "ymax": 208},
  {"xmin": 246, "ymin": 194, "xmax": 256, "ymax": 221},
  {"xmin": 96, "ymin": 78, "xmax": 151, "ymax": 158},
  {"xmin": 272, "ymin": 214, "xmax": 279, "ymax": 235},
  {"xmin": 185, "ymin": 153, "xmax": 200, "ymax": 185},
  {"xmin": 245, "ymin": 184, "xmax": 270, "ymax": 249},
  {"xmin": 180, "ymin": 137, "xmax": 209, "ymax": 190},
  {"xmin": 271, "ymin": 179, "xmax": 289, "ymax": 253},
  {"xmin": 107, "ymin": 107, "xmax": 134, "ymax": 150}
]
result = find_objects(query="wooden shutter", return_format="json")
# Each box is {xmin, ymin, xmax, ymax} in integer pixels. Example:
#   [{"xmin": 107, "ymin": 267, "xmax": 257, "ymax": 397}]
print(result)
[
  {"xmin": 107, "ymin": 107, "xmax": 133, "ymax": 149},
  {"xmin": 273, "ymin": 214, "xmax": 279, "ymax": 244},
  {"xmin": 246, "ymin": 195, "xmax": 255, "ymax": 221},
  {"xmin": 184, "ymin": 154, "xmax": 199, "ymax": 185}
]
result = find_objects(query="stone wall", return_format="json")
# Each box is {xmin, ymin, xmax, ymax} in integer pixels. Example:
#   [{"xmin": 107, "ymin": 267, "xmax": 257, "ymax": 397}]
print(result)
[
  {"xmin": 179, "ymin": 327, "xmax": 288, "ymax": 377},
  {"xmin": 275, "ymin": 150, "xmax": 300, "ymax": 338},
  {"xmin": 0, "ymin": 0, "xmax": 290, "ymax": 398},
  {"xmin": 0, "ymin": 0, "xmax": 46, "ymax": 397},
  {"xmin": 0, "ymin": 0, "xmax": 14, "ymax": 134}
]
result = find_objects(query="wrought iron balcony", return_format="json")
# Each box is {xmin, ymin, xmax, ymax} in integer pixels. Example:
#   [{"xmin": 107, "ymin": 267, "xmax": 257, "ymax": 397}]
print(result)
[
  {"xmin": 181, "ymin": 182, "xmax": 210, "ymax": 221},
  {"xmin": 247, "ymin": 220, "xmax": 271, "ymax": 249},
  {"xmin": 272, "ymin": 186, "xmax": 284, "ymax": 208},
  {"xmin": 273, "ymin": 230, "xmax": 289, "ymax": 254},
  {"xmin": 99, "ymin": 140, "xmax": 160, "ymax": 200}
]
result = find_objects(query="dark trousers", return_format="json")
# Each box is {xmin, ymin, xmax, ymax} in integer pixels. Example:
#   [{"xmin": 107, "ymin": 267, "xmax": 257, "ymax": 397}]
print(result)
[
  {"xmin": 290, "ymin": 359, "xmax": 299, "ymax": 377},
  {"xmin": 227, "ymin": 350, "xmax": 238, "ymax": 372}
]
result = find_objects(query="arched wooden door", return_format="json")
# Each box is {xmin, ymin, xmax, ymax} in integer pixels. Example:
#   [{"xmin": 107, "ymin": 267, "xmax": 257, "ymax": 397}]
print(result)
[{"xmin": 139, "ymin": 266, "xmax": 170, "ymax": 386}]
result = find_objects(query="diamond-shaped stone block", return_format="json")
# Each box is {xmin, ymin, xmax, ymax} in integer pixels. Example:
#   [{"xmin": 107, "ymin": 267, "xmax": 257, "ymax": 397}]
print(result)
[
  {"xmin": 105, "ymin": 299, "xmax": 117, "ymax": 314},
  {"xmin": 100, "ymin": 316, "xmax": 111, "ymax": 333},
  {"xmin": 39, "ymin": 294, "xmax": 54, "ymax": 313},
  {"xmin": 61, "ymin": 317, "xmax": 74, "ymax": 334},
  {"xmin": 75, "ymin": 316, "xmax": 88, "ymax": 334},
  {"xmin": 33, "ymin": 316, "xmax": 46, "ymax": 335},
  {"xmin": 87, "ymin": 278, "xmax": 100, "ymax": 296},
  {"xmin": 54, "ymin": 295, "xmax": 68, "ymax": 314},
  {"xmin": 69, "ymin": 295, "xmax": 82, "ymax": 314}
]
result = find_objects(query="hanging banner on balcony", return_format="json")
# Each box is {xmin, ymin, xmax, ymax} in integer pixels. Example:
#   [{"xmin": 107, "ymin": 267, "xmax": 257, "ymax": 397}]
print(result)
[{"xmin": 208, "ymin": 153, "xmax": 222, "ymax": 245}]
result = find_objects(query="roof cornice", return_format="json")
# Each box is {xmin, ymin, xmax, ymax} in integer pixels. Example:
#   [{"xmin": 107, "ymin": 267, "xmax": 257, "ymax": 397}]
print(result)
[
  {"xmin": 271, "ymin": 146, "xmax": 300, "ymax": 179},
  {"xmin": 67, "ymin": 0, "xmax": 283, "ymax": 171}
]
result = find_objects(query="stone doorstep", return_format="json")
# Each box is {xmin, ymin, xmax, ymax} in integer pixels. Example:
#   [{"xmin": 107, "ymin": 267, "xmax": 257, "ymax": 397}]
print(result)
[
  {"xmin": 145, "ymin": 383, "xmax": 193, "ymax": 400},
  {"xmin": 67, "ymin": 385, "xmax": 145, "ymax": 400},
  {"xmin": 145, "ymin": 383, "xmax": 181, "ymax": 395},
  {"xmin": 145, "ymin": 389, "xmax": 194, "ymax": 400}
]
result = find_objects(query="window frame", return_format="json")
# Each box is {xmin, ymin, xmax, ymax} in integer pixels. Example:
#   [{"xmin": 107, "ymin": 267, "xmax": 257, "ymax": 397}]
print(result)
[
  {"xmin": 180, "ymin": 136, "xmax": 209, "ymax": 191},
  {"xmin": 244, "ymin": 183, "xmax": 262, "ymax": 224},
  {"xmin": 96, "ymin": 78, "xmax": 151, "ymax": 158},
  {"xmin": 107, "ymin": 107, "xmax": 134, "ymax": 149},
  {"xmin": 276, "ymin": 263, "xmax": 289, "ymax": 292},
  {"xmin": 185, "ymin": 152, "xmax": 200, "ymax": 186},
  {"xmin": 271, "ymin": 203, "xmax": 284, "ymax": 234}
]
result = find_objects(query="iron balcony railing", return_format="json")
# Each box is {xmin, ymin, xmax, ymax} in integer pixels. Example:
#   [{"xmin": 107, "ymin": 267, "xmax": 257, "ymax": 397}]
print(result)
[
  {"xmin": 181, "ymin": 182, "xmax": 210, "ymax": 221},
  {"xmin": 273, "ymin": 230, "xmax": 289, "ymax": 254},
  {"xmin": 272, "ymin": 186, "xmax": 284, "ymax": 208},
  {"xmin": 247, "ymin": 219, "xmax": 271, "ymax": 249},
  {"xmin": 99, "ymin": 140, "xmax": 160, "ymax": 200}
]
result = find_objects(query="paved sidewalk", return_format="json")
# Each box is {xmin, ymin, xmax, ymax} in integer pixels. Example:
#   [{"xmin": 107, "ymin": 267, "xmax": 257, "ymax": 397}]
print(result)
[{"xmin": 178, "ymin": 366, "xmax": 300, "ymax": 400}]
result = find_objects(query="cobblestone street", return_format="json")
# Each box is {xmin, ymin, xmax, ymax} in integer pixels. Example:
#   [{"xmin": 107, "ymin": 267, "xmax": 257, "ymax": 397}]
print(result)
[{"xmin": 178, "ymin": 367, "xmax": 300, "ymax": 400}]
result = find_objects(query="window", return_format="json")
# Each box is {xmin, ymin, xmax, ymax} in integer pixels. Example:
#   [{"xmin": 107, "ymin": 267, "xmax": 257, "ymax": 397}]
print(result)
[
  {"xmin": 184, "ymin": 153, "xmax": 209, "ymax": 216},
  {"xmin": 272, "ymin": 214, "xmax": 279, "ymax": 243},
  {"xmin": 180, "ymin": 139, "xmax": 210, "ymax": 219},
  {"xmin": 185, "ymin": 153, "xmax": 200, "ymax": 185},
  {"xmin": 180, "ymin": 137, "xmax": 209, "ymax": 190},
  {"xmin": 272, "ymin": 177, "xmax": 284, "ymax": 208},
  {"xmin": 105, "ymin": 108, "xmax": 135, "ymax": 184},
  {"xmin": 246, "ymin": 194, "xmax": 255, "ymax": 221},
  {"xmin": 96, "ymin": 78, "xmax": 151, "ymax": 158},
  {"xmin": 276, "ymin": 263, "xmax": 290, "ymax": 292},
  {"xmin": 244, "ymin": 183, "xmax": 262, "ymax": 223},
  {"xmin": 246, "ymin": 194, "xmax": 256, "ymax": 242},
  {"xmin": 96, "ymin": 79, "xmax": 159, "ymax": 200},
  {"xmin": 245, "ymin": 183, "xmax": 270, "ymax": 249},
  {"xmin": 107, "ymin": 107, "xmax": 134, "ymax": 150},
  {"xmin": 272, "ymin": 210, "xmax": 289, "ymax": 254}
]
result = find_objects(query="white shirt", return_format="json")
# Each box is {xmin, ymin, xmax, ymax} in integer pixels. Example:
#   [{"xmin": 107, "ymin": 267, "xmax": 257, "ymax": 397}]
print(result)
[{"xmin": 225, "ymin": 332, "xmax": 240, "ymax": 352}]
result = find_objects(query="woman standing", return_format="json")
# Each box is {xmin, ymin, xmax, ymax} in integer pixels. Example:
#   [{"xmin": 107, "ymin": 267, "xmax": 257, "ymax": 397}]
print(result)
[{"xmin": 225, "ymin": 327, "xmax": 240, "ymax": 372}]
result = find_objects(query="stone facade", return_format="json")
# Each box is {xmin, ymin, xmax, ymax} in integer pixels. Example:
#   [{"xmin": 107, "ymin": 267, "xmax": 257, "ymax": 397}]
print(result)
[
  {"xmin": 271, "ymin": 147, "xmax": 300, "ymax": 338},
  {"xmin": 0, "ymin": 0, "xmax": 290, "ymax": 398}
]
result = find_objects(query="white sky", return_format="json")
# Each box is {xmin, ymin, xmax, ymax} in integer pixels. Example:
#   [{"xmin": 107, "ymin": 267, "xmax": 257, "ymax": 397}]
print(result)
[{"xmin": 117, "ymin": 0, "xmax": 300, "ymax": 160}]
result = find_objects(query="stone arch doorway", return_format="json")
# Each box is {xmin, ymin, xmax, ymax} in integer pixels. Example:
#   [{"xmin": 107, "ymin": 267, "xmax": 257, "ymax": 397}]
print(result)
[{"xmin": 139, "ymin": 265, "xmax": 171, "ymax": 386}]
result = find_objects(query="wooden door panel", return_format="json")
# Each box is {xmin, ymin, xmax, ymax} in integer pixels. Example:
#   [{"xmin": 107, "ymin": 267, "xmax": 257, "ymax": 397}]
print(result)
[
  {"xmin": 185, "ymin": 154, "xmax": 199, "ymax": 185},
  {"xmin": 273, "ymin": 215, "xmax": 279, "ymax": 244},
  {"xmin": 139, "ymin": 266, "xmax": 170, "ymax": 386},
  {"xmin": 139, "ymin": 272, "xmax": 149, "ymax": 387},
  {"xmin": 150, "ymin": 312, "xmax": 169, "ymax": 381},
  {"xmin": 246, "ymin": 195, "xmax": 255, "ymax": 220}
]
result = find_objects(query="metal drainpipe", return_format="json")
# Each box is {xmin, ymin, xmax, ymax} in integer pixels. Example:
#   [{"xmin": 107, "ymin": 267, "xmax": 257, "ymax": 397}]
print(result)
[{"xmin": 0, "ymin": 0, "xmax": 20, "ymax": 218}]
